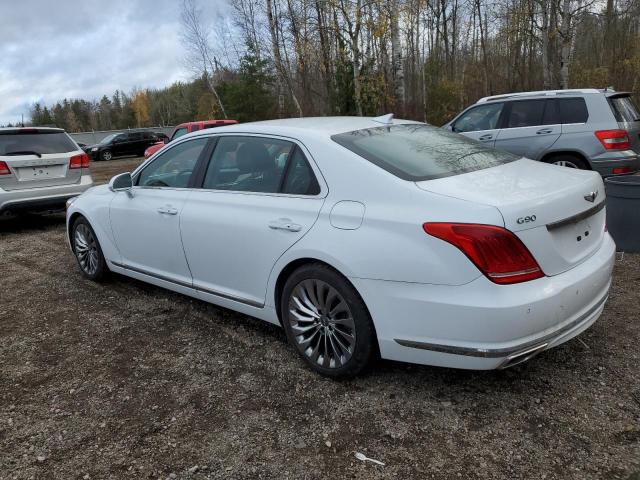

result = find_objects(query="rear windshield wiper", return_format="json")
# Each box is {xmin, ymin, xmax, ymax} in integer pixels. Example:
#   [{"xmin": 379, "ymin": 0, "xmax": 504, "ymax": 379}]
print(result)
[{"xmin": 3, "ymin": 150, "xmax": 42, "ymax": 157}]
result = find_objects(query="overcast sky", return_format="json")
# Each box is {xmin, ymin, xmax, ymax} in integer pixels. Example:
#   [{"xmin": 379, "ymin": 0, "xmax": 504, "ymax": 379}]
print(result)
[{"xmin": 0, "ymin": 0, "xmax": 230, "ymax": 125}]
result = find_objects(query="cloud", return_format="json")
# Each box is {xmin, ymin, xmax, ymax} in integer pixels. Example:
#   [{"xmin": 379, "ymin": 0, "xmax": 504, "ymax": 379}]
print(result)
[{"xmin": 0, "ymin": 0, "xmax": 231, "ymax": 125}]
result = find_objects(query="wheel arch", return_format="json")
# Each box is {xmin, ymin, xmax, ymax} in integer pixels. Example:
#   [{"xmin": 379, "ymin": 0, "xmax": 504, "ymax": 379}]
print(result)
[{"xmin": 540, "ymin": 150, "xmax": 591, "ymax": 169}]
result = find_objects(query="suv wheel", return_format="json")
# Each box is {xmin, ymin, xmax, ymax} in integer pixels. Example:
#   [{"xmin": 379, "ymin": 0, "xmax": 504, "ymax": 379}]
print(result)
[
  {"xmin": 546, "ymin": 154, "xmax": 588, "ymax": 170},
  {"xmin": 280, "ymin": 263, "xmax": 376, "ymax": 378},
  {"xmin": 101, "ymin": 150, "xmax": 112, "ymax": 161},
  {"xmin": 72, "ymin": 217, "xmax": 107, "ymax": 281}
]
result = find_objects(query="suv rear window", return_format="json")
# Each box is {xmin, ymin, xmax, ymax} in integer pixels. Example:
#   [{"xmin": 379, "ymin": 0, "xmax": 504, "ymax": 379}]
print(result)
[
  {"xmin": 332, "ymin": 124, "xmax": 517, "ymax": 181},
  {"xmin": 609, "ymin": 95, "xmax": 640, "ymax": 123},
  {"xmin": 0, "ymin": 129, "xmax": 77, "ymax": 155}
]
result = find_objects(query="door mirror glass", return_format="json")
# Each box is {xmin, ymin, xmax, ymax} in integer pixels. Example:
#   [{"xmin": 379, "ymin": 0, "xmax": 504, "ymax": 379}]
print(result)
[{"xmin": 109, "ymin": 172, "xmax": 133, "ymax": 192}]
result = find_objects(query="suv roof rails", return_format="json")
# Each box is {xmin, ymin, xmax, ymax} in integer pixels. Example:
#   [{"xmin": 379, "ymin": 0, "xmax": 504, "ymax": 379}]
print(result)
[{"xmin": 477, "ymin": 89, "xmax": 604, "ymax": 103}]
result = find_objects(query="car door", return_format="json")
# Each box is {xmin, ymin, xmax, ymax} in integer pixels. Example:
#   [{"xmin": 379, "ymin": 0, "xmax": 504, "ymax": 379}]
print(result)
[
  {"xmin": 493, "ymin": 99, "xmax": 561, "ymax": 159},
  {"xmin": 110, "ymin": 134, "xmax": 128, "ymax": 157},
  {"xmin": 180, "ymin": 135, "xmax": 325, "ymax": 308},
  {"xmin": 450, "ymin": 102, "xmax": 505, "ymax": 146},
  {"xmin": 109, "ymin": 137, "xmax": 210, "ymax": 285}
]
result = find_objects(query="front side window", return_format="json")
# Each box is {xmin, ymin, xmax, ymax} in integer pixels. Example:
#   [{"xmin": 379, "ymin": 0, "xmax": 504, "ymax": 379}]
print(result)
[
  {"xmin": 453, "ymin": 103, "xmax": 504, "ymax": 133},
  {"xmin": 506, "ymin": 100, "xmax": 545, "ymax": 128},
  {"xmin": 332, "ymin": 124, "xmax": 517, "ymax": 181},
  {"xmin": 202, "ymin": 136, "xmax": 292, "ymax": 193},
  {"xmin": 137, "ymin": 138, "xmax": 208, "ymax": 188}
]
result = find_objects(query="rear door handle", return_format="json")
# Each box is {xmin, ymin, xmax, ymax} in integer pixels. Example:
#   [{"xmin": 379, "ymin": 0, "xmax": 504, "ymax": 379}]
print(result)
[
  {"xmin": 157, "ymin": 206, "xmax": 178, "ymax": 215},
  {"xmin": 269, "ymin": 219, "xmax": 302, "ymax": 232},
  {"xmin": 536, "ymin": 128, "xmax": 554, "ymax": 135},
  {"xmin": 478, "ymin": 134, "xmax": 493, "ymax": 141}
]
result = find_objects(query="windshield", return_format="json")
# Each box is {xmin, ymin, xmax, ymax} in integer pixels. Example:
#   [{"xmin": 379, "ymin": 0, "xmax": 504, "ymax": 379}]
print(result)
[
  {"xmin": 331, "ymin": 124, "xmax": 517, "ymax": 181},
  {"xmin": 0, "ymin": 130, "xmax": 77, "ymax": 155},
  {"xmin": 100, "ymin": 133, "xmax": 120, "ymax": 144}
]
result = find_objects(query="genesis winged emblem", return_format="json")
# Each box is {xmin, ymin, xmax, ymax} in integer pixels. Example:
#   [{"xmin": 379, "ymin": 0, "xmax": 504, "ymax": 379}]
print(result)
[{"xmin": 584, "ymin": 191, "xmax": 598, "ymax": 203}]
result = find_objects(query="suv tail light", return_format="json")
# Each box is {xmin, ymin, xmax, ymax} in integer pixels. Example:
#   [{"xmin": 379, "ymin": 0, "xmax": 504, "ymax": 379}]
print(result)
[
  {"xmin": 423, "ymin": 223, "xmax": 544, "ymax": 285},
  {"xmin": 595, "ymin": 130, "xmax": 631, "ymax": 150},
  {"xmin": 0, "ymin": 161, "xmax": 10, "ymax": 175},
  {"xmin": 69, "ymin": 153, "xmax": 89, "ymax": 169}
]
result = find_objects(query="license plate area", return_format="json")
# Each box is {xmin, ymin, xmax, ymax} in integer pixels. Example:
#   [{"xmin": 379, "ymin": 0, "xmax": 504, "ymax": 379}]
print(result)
[{"xmin": 16, "ymin": 165, "xmax": 65, "ymax": 180}]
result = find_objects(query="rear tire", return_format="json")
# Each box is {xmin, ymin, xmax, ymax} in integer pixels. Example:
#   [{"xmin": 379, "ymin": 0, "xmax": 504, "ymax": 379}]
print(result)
[
  {"xmin": 72, "ymin": 217, "xmax": 107, "ymax": 282},
  {"xmin": 545, "ymin": 154, "xmax": 588, "ymax": 170},
  {"xmin": 101, "ymin": 150, "xmax": 112, "ymax": 161},
  {"xmin": 280, "ymin": 263, "xmax": 376, "ymax": 378}
]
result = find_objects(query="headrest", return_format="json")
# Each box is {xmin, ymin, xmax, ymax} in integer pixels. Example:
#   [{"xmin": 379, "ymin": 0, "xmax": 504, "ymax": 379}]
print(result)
[{"xmin": 236, "ymin": 142, "xmax": 274, "ymax": 174}]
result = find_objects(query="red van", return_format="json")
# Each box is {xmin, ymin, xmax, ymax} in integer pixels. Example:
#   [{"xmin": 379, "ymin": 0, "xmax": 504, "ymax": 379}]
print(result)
[{"xmin": 144, "ymin": 119, "xmax": 238, "ymax": 159}]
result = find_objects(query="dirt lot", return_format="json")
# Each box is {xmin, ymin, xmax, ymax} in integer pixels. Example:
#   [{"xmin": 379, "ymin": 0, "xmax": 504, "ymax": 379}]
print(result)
[{"xmin": 1, "ymin": 157, "xmax": 639, "ymax": 479}]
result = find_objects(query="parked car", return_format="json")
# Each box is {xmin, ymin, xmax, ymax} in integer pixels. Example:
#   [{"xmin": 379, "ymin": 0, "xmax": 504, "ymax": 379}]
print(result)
[
  {"xmin": 444, "ymin": 89, "xmax": 640, "ymax": 176},
  {"xmin": 144, "ymin": 120, "xmax": 238, "ymax": 159},
  {"xmin": 0, "ymin": 127, "xmax": 93, "ymax": 214},
  {"xmin": 83, "ymin": 131, "xmax": 160, "ymax": 161},
  {"xmin": 67, "ymin": 116, "xmax": 614, "ymax": 377}
]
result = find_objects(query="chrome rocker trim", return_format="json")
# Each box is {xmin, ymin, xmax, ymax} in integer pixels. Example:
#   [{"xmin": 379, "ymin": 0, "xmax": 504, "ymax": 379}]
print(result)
[{"xmin": 110, "ymin": 261, "xmax": 264, "ymax": 308}]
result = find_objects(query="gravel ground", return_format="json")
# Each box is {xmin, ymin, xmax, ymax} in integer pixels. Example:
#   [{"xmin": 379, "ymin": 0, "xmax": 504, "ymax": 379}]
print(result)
[{"xmin": 0, "ymin": 157, "xmax": 639, "ymax": 479}]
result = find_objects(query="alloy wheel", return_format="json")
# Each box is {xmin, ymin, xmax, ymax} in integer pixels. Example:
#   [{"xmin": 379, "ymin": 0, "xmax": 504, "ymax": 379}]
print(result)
[
  {"xmin": 553, "ymin": 159, "xmax": 578, "ymax": 168},
  {"xmin": 287, "ymin": 279, "xmax": 356, "ymax": 369},
  {"xmin": 74, "ymin": 224, "xmax": 99, "ymax": 276},
  {"xmin": 102, "ymin": 151, "xmax": 112, "ymax": 161}
]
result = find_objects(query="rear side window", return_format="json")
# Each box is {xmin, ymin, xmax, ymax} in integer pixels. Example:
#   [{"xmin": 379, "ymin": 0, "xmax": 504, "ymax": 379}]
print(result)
[
  {"xmin": 203, "ymin": 136, "xmax": 293, "ymax": 193},
  {"xmin": 609, "ymin": 96, "xmax": 640, "ymax": 122},
  {"xmin": 506, "ymin": 100, "xmax": 545, "ymax": 128},
  {"xmin": 559, "ymin": 98, "xmax": 589, "ymax": 124},
  {"xmin": 282, "ymin": 148, "xmax": 320, "ymax": 195},
  {"xmin": 332, "ymin": 124, "xmax": 517, "ymax": 181},
  {"xmin": 0, "ymin": 130, "xmax": 77, "ymax": 155}
]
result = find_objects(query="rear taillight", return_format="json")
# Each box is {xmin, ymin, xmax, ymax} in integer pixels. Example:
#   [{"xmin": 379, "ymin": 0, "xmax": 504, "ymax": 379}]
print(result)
[
  {"xmin": 69, "ymin": 153, "xmax": 89, "ymax": 169},
  {"xmin": 595, "ymin": 130, "xmax": 631, "ymax": 150},
  {"xmin": 0, "ymin": 161, "xmax": 10, "ymax": 175},
  {"xmin": 612, "ymin": 166, "xmax": 633, "ymax": 174},
  {"xmin": 423, "ymin": 223, "xmax": 544, "ymax": 285}
]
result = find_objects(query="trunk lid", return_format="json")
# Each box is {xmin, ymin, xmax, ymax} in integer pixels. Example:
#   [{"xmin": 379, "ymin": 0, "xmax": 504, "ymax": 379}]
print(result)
[
  {"xmin": 0, "ymin": 129, "xmax": 83, "ymax": 191},
  {"xmin": 416, "ymin": 159, "xmax": 606, "ymax": 276}
]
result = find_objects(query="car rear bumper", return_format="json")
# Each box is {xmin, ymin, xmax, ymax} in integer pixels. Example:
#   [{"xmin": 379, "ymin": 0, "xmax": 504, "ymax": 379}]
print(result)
[
  {"xmin": 590, "ymin": 151, "xmax": 640, "ymax": 176},
  {"xmin": 0, "ymin": 175, "xmax": 93, "ymax": 213},
  {"xmin": 352, "ymin": 233, "xmax": 616, "ymax": 370}
]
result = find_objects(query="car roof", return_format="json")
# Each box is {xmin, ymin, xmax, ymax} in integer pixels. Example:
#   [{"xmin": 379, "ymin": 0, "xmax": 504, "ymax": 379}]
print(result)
[
  {"xmin": 187, "ymin": 116, "xmax": 422, "ymax": 140},
  {"xmin": 175, "ymin": 120, "xmax": 238, "ymax": 128}
]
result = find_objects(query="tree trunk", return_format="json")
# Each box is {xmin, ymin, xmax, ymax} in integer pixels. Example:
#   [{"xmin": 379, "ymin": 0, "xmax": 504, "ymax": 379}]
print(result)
[
  {"xmin": 390, "ymin": 0, "xmax": 405, "ymax": 116},
  {"xmin": 559, "ymin": 0, "xmax": 571, "ymax": 89}
]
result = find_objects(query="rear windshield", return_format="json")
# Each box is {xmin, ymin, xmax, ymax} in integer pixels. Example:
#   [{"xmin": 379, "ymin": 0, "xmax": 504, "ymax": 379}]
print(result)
[
  {"xmin": 609, "ymin": 96, "xmax": 640, "ymax": 122},
  {"xmin": 331, "ymin": 124, "xmax": 517, "ymax": 181},
  {"xmin": 0, "ymin": 130, "xmax": 77, "ymax": 155}
]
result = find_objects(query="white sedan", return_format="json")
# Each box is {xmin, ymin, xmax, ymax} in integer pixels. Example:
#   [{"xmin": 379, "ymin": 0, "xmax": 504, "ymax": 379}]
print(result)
[{"xmin": 66, "ymin": 116, "xmax": 615, "ymax": 377}]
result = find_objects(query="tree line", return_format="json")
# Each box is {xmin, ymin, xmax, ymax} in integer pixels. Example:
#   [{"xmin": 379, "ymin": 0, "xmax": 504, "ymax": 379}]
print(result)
[{"xmin": 27, "ymin": 0, "xmax": 640, "ymax": 131}]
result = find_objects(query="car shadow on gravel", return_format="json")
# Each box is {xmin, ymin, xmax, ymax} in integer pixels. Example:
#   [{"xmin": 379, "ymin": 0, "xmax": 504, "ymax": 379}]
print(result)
[{"xmin": 0, "ymin": 212, "xmax": 66, "ymax": 234}]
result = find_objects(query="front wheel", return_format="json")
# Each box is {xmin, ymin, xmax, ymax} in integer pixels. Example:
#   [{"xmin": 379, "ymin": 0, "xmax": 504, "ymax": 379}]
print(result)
[
  {"xmin": 100, "ymin": 150, "xmax": 112, "ymax": 161},
  {"xmin": 281, "ymin": 263, "xmax": 376, "ymax": 378},
  {"xmin": 72, "ymin": 217, "xmax": 107, "ymax": 281}
]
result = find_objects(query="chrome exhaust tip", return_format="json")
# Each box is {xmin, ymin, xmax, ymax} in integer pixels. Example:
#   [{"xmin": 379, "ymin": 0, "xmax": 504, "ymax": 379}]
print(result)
[{"xmin": 498, "ymin": 342, "xmax": 549, "ymax": 369}]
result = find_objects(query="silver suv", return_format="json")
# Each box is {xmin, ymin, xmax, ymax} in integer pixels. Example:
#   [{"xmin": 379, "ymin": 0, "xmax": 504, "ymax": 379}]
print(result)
[
  {"xmin": 444, "ymin": 89, "xmax": 640, "ymax": 176},
  {"xmin": 0, "ymin": 127, "xmax": 93, "ymax": 214}
]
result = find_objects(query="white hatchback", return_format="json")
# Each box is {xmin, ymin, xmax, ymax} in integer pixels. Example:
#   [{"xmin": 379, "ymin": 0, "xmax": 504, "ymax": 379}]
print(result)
[{"xmin": 66, "ymin": 116, "xmax": 615, "ymax": 377}]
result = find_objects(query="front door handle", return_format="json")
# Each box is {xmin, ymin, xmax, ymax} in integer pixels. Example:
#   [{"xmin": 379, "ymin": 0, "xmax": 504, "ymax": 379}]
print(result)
[
  {"xmin": 536, "ymin": 128, "xmax": 554, "ymax": 135},
  {"xmin": 478, "ymin": 134, "xmax": 493, "ymax": 141},
  {"xmin": 269, "ymin": 218, "xmax": 302, "ymax": 232},
  {"xmin": 157, "ymin": 206, "xmax": 178, "ymax": 215}
]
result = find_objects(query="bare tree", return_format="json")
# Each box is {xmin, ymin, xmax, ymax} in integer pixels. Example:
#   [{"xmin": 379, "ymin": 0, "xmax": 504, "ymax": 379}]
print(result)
[{"xmin": 180, "ymin": 0, "xmax": 227, "ymax": 118}]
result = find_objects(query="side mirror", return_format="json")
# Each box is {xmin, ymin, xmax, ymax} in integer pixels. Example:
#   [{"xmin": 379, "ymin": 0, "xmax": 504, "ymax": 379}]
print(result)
[{"xmin": 109, "ymin": 172, "xmax": 133, "ymax": 192}]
